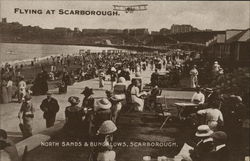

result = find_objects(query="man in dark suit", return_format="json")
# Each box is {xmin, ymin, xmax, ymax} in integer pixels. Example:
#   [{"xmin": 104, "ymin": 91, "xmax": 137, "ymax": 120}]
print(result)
[{"xmin": 40, "ymin": 92, "xmax": 60, "ymax": 128}]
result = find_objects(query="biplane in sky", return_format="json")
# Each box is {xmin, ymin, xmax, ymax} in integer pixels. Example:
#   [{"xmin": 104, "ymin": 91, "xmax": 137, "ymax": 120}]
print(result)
[{"xmin": 113, "ymin": 4, "xmax": 148, "ymax": 13}]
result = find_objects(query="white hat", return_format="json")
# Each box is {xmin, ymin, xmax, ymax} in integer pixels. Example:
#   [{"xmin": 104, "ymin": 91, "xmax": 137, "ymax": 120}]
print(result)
[
  {"xmin": 195, "ymin": 125, "xmax": 213, "ymax": 137},
  {"xmin": 96, "ymin": 98, "xmax": 111, "ymax": 110},
  {"xmin": 111, "ymin": 94, "xmax": 125, "ymax": 102},
  {"xmin": 111, "ymin": 67, "xmax": 116, "ymax": 72},
  {"xmin": 97, "ymin": 120, "xmax": 117, "ymax": 134},
  {"xmin": 118, "ymin": 77, "xmax": 126, "ymax": 83}
]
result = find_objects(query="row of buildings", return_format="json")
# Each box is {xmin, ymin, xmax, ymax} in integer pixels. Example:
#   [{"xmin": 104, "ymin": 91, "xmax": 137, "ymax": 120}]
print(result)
[
  {"xmin": 1, "ymin": 18, "xmax": 248, "ymax": 63},
  {"xmin": 204, "ymin": 29, "xmax": 250, "ymax": 63},
  {"xmin": 70, "ymin": 24, "xmax": 203, "ymax": 36},
  {"xmin": 1, "ymin": 18, "xmax": 207, "ymax": 37},
  {"xmin": 81, "ymin": 28, "xmax": 150, "ymax": 36}
]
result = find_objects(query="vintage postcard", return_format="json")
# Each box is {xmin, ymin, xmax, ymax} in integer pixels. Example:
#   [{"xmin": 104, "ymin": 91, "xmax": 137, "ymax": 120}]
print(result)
[{"xmin": 0, "ymin": 1, "xmax": 249, "ymax": 161}]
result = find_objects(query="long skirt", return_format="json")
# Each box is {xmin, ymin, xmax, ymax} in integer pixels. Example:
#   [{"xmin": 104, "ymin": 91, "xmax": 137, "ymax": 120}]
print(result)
[
  {"xmin": 22, "ymin": 117, "xmax": 33, "ymax": 139},
  {"xmin": 131, "ymin": 95, "xmax": 144, "ymax": 111},
  {"xmin": 99, "ymin": 77, "xmax": 104, "ymax": 88},
  {"xmin": 59, "ymin": 84, "xmax": 67, "ymax": 94},
  {"xmin": 7, "ymin": 86, "xmax": 13, "ymax": 103},
  {"xmin": 111, "ymin": 103, "xmax": 122, "ymax": 123},
  {"xmin": 190, "ymin": 76, "xmax": 198, "ymax": 88},
  {"xmin": 111, "ymin": 81, "xmax": 116, "ymax": 90},
  {"xmin": 1, "ymin": 86, "xmax": 8, "ymax": 104}
]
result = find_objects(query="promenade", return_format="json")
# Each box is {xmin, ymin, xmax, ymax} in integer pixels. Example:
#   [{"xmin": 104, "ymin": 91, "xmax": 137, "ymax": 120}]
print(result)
[
  {"xmin": 0, "ymin": 67, "xmax": 197, "ymax": 161},
  {"xmin": 20, "ymin": 68, "xmax": 194, "ymax": 161},
  {"xmin": 0, "ymin": 67, "xmax": 193, "ymax": 144}
]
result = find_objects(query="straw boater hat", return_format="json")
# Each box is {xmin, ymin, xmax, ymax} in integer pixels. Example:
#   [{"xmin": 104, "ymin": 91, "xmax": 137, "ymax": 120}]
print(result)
[
  {"xmin": 195, "ymin": 125, "xmax": 214, "ymax": 137},
  {"xmin": 81, "ymin": 87, "xmax": 94, "ymax": 95},
  {"xmin": 68, "ymin": 96, "xmax": 80, "ymax": 105},
  {"xmin": 96, "ymin": 98, "xmax": 111, "ymax": 110},
  {"xmin": 110, "ymin": 94, "xmax": 125, "ymax": 102},
  {"xmin": 97, "ymin": 120, "xmax": 117, "ymax": 135}
]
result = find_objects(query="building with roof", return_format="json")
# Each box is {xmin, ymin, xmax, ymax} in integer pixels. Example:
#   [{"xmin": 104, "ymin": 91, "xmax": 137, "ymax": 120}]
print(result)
[
  {"xmin": 170, "ymin": 24, "xmax": 198, "ymax": 34},
  {"xmin": 204, "ymin": 29, "xmax": 250, "ymax": 63},
  {"xmin": 123, "ymin": 28, "xmax": 149, "ymax": 36}
]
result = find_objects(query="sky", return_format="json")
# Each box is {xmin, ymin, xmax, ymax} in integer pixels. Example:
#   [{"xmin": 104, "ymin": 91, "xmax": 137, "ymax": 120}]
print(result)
[{"xmin": 0, "ymin": 1, "xmax": 249, "ymax": 31}]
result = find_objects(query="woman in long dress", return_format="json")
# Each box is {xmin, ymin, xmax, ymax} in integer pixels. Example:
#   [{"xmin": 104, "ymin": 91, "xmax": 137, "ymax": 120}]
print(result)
[
  {"xmin": 18, "ymin": 77, "xmax": 26, "ymax": 102},
  {"xmin": 7, "ymin": 77, "xmax": 13, "ymax": 103},
  {"xmin": 18, "ymin": 95, "xmax": 34, "ymax": 139},
  {"xmin": 99, "ymin": 71, "xmax": 105, "ymax": 88},
  {"xmin": 64, "ymin": 96, "xmax": 84, "ymax": 138},
  {"xmin": 130, "ymin": 80, "xmax": 146, "ymax": 112},
  {"xmin": 189, "ymin": 65, "xmax": 198, "ymax": 88},
  {"xmin": 1, "ymin": 79, "xmax": 8, "ymax": 104}
]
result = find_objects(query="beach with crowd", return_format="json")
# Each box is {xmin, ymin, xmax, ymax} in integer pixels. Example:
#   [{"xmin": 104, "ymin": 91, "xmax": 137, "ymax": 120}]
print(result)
[{"xmin": 0, "ymin": 47, "xmax": 249, "ymax": 161}]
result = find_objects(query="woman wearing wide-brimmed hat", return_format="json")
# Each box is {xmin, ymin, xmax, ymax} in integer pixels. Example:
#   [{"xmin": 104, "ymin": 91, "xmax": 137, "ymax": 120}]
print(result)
[
  {"xmin": 130, "ymin": 79, "xmax": 147, "ymax": 112},
  {"xmin": 94, "ymin": 98, "xmax": 112, "ymax": 131},
  {"xmin": 110, "ymin": 67, "xmax": 117, "ymax": 90},
  {"xmin": 99, "ymin": 70, "xmax": 105, "ymax": 88},
  {"xmin": 190, "ymin": 65, "xmax": 199, "ymax": 88},
  {"xmin": 81, "ymin": 87, "xmax": 94, "ymax": 109},
  {"xmin": 1, "ymin": 77, "xmax": 8, "ymax": 104},
  {"xmin": 81, "ymin": 87, "xmax": 95, "ymax": 137},
  {"xmin": 64, "ymin": 96, "xmax": 84, "ymax": 138},
  {"xmin": 113, "ymin": 77, "xmax": 127, "ymax": 95},
  {"xmin": 90, "ymin": 120, "xmax": 117, "ymax": 161},
  {"xmin": 18, "ymin": 76, "xmax": 26, "ymax": 103},
  {"xmin": 18, "ymin": 94, "xmax": 34, "ymax": 139}
]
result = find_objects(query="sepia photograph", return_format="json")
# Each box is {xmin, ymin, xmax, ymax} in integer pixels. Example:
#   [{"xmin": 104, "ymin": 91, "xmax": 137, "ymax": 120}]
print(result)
[{"xmin": 0, "ymin": 1, "xmax": 249, "ymax": 161}]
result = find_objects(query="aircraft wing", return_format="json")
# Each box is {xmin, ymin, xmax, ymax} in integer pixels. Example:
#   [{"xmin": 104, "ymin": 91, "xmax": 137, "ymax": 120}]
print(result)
[
  {"xmin": 127, "ymin": 4, "xmax": 148, "ymax": 11},
  {"xmin": 113, "ymin": 4, "xmax": 148, "ymax": 12},
  {"xmin": 113, "ymin": 5, "xmax": 127, "ymax": 11}
]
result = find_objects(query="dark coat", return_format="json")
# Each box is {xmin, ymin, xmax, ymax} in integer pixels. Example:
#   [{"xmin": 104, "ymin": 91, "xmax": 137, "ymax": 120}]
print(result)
[
  {"xmin": 64, "ymin": 105, "xmax": 84, "ymax": 132},
  {"xmin": 94, "ymin": 109, "xmax": 111, "ymax": 128},
  {"xmin": 40, "ymin": 97, "xmax": 59, "ymax": 119}
]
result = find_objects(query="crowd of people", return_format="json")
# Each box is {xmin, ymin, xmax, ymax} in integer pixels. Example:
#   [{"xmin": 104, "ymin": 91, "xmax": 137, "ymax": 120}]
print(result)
[
  {"xmin": 175, "ymin": 85, "xmax": 249, "ymax": 161},
  {"xmin": 0, "ymin": 49, "xmax": 249, "ymax": 161}
]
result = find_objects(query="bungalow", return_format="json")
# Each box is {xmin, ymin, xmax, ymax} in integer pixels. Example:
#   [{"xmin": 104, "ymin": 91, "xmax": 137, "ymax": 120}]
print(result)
[{"xmin": 204, "ymin": 29, "xmax": 250, "ymax": 63}]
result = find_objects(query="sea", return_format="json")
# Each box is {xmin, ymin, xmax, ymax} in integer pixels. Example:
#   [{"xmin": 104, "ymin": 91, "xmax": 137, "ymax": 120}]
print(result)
[{"xmin": 0, "ymin": 42, "xmax": 119, "ymax": 65}]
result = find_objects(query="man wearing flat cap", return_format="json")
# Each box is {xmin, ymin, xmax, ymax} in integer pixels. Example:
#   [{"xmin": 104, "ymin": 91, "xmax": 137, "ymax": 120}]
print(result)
[{"xmin": 40, "ymin": 92, "xmax": 60, "ymax": 128}]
